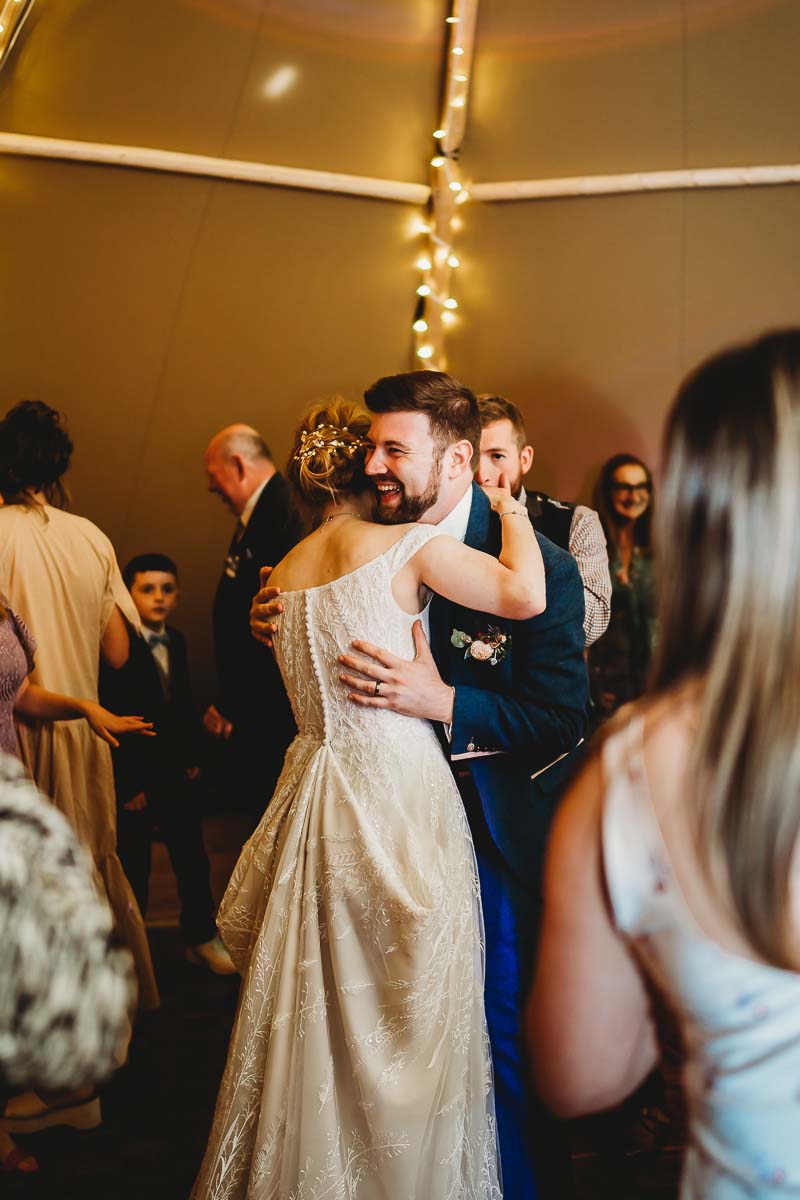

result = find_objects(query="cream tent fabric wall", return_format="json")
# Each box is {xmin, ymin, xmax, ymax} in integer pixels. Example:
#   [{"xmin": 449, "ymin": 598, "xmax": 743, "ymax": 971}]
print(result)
[
  {"xmin": 455, "ymin": 0, "xmax": 800, "ymax": 498},
  {"xmin": 0, "ymin": 0, "xmax": 441, "ymax": 699},
  {"xmin": 1, "ymin": 0, "xmax": 799, "ymax": 698}
]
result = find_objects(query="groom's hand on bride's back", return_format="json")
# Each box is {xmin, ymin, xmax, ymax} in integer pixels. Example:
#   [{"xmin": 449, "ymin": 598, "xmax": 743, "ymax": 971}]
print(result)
[
  {"xmin": 250, "ymin": 565, "xmax": 283, "ymax": 649},
  {"xmin": 338, "ymin": 621, "xmax": 455, "ymax": 724}
]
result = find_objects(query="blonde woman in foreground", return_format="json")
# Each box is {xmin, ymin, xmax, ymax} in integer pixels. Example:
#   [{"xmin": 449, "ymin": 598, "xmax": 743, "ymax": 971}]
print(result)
[{"xmin": 529, "ymin": 329, "xmax": 800, "ymax": 1197}]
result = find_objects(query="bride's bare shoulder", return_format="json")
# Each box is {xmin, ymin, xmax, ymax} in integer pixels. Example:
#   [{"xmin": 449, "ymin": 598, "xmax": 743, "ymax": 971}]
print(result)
[{"xmin": 269, "ymin": 520, "xmax": 420, "ymax": 592}]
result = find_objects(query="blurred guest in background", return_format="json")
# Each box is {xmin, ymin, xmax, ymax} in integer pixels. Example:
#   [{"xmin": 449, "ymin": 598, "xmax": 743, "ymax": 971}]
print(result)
[
  {"xmin": 203, "ymin": 424, "xmax": 302, "ymax": 826},
  {"xmin": 0, "ymin": 756, "xmax": 135, "ymax": 1172},
  {"xmin": 588, "ymin": 454, "xmax": 657, "ymax": 718},
  {"xmin": 0, "ymin": 401, "xmax": 159, "ymax": 1015}
]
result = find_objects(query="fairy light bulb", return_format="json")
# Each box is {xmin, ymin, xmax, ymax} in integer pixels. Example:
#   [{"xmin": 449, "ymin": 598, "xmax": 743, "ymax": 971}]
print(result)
[
  {"xmin": 406, "ymin": 8, "xmax": 471, "ymax": 370},
  {"xmin": 414, "ymin": 220, "xmax": 431, "ymax": 235}
]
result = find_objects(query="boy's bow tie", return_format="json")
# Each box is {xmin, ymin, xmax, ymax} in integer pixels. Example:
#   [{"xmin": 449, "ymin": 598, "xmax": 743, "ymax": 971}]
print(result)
[{"xmin": 146, "ymin": 632, "xmax": 170, "ymax": 648}]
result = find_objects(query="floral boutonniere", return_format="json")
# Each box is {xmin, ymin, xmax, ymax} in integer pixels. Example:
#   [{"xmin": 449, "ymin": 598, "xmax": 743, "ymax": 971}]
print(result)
[{"xmin": 451, "ymin": 625, "xmax": 511, "ymax": 666}]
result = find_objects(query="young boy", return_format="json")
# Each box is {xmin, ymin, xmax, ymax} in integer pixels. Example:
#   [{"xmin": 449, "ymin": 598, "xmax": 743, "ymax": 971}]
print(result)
[{"xmin": 101, "ymin": 553, "xmax": 235, "ymax": 975}]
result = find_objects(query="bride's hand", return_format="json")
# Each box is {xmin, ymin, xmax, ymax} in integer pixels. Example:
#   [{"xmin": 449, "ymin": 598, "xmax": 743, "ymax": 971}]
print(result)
[{"xmin": 481, "ymin": 470, "xmax": 526, "ymax": 518}]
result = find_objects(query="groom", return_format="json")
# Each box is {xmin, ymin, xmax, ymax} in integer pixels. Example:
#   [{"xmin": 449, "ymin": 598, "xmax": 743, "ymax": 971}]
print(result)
[{"xmin": 251, "ymin": 372, "xmax": 588, "ymax": 1198}]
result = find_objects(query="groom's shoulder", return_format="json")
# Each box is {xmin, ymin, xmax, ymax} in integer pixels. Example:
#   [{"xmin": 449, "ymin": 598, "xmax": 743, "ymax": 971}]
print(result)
[{"xmin": 535, "ymin": 528, "xmax": 581, "ymax": 584}]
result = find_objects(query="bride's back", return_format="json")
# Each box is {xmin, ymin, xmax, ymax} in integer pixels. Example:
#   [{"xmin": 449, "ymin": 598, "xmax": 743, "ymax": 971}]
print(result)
[
  {"xmin": 270, "ymin": 526, "xmax": 446, "ymax": 794},
  {"xmin": 270, "ymin": 515, "xmax": 412, "ymax": 596}
]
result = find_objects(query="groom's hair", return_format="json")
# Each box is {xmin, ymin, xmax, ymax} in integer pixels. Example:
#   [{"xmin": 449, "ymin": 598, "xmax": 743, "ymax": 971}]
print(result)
[{"xmin": 364, "ymin": 371, "xmax": 481, "ymax": 459}]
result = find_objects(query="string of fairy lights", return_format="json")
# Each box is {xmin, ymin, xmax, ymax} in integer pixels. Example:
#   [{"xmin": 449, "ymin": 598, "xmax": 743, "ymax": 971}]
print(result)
[
  {"xmin": 411, "ymin": 0, "xmax": 478, "ymax": 371},
  {"xmin": 0, "ymin": 0, "xmax": 34, "ymax": 72}
]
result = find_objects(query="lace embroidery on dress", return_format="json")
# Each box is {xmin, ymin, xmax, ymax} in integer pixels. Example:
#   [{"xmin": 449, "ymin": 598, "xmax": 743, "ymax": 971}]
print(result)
[{"xmin": 192, "ymin": 527, "xmax": 500, "ymax": 1200}]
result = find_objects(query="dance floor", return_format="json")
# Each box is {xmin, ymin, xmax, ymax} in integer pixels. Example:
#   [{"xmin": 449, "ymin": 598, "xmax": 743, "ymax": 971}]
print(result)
[{"xmin": 3, "ymin": 817, "xmax": 683, "ymax": 1199}]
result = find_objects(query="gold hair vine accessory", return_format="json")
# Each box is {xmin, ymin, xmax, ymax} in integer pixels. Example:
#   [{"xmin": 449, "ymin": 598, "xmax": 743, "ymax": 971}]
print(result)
[{"xmin": 293, "ymin": 424, "xmax": 369, "ymax": 463}]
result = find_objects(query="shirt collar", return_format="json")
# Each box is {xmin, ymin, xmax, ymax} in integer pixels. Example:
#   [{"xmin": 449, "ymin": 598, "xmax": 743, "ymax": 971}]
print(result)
[
  {"xmin": 239, "ymin": 476, "xmax": 270, "ymax": 529},
  {"xmin": 435, "ymin": 484, "xmax": 473, "ymax": 542},
  {"xmin": 518, "ymin": 484, "xmax": 527, "ymax": 504}
]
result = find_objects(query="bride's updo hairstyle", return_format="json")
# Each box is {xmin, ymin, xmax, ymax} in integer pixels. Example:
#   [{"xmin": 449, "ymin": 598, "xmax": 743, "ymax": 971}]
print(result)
[
  {"xmin": 287, "ymin": 397, "xmax": 372, "ymax": 526},
  {"xmin": 0, "ymin": 400, "xmax": 73, "ymax": 509}
]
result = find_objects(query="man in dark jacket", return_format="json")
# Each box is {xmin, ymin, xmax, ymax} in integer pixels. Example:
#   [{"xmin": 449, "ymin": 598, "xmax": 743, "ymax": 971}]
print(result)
[{"xmin": 203, "ymin": 425, "xmax": 303, "ymax": 825}]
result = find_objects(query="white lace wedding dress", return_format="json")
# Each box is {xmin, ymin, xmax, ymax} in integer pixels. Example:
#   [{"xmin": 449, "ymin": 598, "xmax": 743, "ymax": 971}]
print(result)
[{"xmin": 192, "ymin": 526, "xmax": 501, "ymax": 1200}]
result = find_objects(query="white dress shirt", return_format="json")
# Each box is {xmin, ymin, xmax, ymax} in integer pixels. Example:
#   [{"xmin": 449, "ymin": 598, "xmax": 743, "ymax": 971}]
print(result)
[
  {"xmin": 239, "ymin": 477, "xmax": 270, "ymax": 531},
  {"xmin": 435, "ymin": 484, "xmax": 473, "ymax": 543}
]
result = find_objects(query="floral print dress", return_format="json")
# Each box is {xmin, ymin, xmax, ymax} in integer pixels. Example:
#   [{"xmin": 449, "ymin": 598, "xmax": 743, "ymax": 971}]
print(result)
[{"xmin": 0, "ymin": 598, "xmax": 35, "ymax": 757}]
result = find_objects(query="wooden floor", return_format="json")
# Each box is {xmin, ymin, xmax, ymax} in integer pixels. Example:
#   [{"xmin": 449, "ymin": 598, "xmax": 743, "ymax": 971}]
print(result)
[{"xmin": 3, "ymin": 816, "xmax": 683, "ymax": 1199}]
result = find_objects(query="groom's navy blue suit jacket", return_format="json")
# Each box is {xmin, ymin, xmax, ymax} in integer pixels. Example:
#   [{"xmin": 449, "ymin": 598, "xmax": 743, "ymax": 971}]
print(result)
[{"xmin": 429, "ymin": 483, "xmax": 588, "ymax": 893}]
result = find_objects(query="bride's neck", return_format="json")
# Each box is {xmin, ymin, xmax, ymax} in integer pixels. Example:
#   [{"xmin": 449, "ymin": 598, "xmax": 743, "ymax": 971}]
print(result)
[{"xmin": 318, "ymin": 494, "xmax": 369, "ymax": 524}]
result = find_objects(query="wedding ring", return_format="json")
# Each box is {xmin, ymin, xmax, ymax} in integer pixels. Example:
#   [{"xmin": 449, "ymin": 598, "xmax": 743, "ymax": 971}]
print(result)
[{"xmin": 374, "ymin": 681, "xmax": 381, "ymax": 696}]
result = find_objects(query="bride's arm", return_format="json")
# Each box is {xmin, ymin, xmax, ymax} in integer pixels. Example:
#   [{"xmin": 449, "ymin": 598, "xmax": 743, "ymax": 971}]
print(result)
[{"xmin": 414, "ymin": 491, "xmax": 545, "ymax": 620}]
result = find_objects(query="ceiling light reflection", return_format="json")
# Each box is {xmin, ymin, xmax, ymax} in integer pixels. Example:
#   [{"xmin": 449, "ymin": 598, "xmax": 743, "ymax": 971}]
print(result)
[{"xmin": 261, "ymin": 64, "xmax": 299, "ymax": 101}]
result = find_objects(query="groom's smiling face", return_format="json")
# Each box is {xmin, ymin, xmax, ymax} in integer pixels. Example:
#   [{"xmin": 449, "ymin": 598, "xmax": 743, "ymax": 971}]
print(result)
[{"xmin": 365, "ymin": 412, "xmax": 444, "ymax": 525}]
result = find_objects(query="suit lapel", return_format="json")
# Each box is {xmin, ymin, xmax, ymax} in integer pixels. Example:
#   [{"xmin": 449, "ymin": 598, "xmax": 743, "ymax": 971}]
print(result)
[
  {"xmin": 463, "ymin": 481, "xmax": 492, "ymax": 551},
  {"xmin": 430, "ymin": 484, "xmax": 493, "ymax": 673}
]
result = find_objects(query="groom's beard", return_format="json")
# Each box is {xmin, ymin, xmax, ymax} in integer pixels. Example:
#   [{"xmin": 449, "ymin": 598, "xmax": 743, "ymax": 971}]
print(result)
[{"xmin": 372, "ymin": 457, "xmax": 443, "ymax": 525}]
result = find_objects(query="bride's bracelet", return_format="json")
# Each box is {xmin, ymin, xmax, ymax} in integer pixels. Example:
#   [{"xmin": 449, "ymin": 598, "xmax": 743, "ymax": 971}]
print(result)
[{"xmin": 498, "ymin": 509, "xmax": 527, "ymax": 519}]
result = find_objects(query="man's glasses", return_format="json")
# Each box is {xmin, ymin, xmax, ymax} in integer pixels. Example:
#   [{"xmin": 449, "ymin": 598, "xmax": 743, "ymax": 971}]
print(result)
[{"xmin": 610, "ymin": 482, "xmax": 651, "ymax": 496}]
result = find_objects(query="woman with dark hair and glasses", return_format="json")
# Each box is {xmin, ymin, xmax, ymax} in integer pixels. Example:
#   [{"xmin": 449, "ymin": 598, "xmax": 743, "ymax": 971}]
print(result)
[{"xmin": 588, "ymin": 454, "xmax": 657, "ymax": 718}]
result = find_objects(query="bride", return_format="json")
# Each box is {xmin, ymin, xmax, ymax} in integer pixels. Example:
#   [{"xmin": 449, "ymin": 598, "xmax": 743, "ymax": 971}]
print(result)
[{"xmin": 192, "ymin": 397, "xmax": 545, "ymax": 1200}]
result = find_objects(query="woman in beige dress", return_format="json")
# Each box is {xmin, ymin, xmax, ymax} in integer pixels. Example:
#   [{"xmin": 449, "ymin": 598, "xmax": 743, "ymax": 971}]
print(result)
[{"xmin": 0, "ymin": 401, "xmax": 159, "ymax": 1012}]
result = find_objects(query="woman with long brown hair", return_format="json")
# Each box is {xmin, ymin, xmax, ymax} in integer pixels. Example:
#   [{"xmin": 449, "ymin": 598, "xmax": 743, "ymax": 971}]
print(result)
[
  {"xmin": 529, "ymin": 329, "xmax": 800, "ymax": 1196},
  {"xmin": 588, "ymin": 453, "xmax": 657, "ymax": 718}
]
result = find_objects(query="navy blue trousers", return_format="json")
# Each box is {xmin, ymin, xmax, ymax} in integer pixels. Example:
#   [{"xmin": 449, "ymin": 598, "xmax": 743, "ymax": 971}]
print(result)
[{"xmin": 459, "ymin": 770, "xmax": 573, "ymax": 1200}]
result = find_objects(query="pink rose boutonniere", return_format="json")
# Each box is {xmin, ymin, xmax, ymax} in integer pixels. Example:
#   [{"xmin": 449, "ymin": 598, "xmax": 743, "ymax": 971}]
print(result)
[{"xmin": 451, "ymin": 625, "xmax": 511, "ymax": 666}]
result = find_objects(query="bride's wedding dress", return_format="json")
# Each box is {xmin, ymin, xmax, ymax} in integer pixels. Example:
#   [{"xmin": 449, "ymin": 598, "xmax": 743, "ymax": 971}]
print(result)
[{"xmin": 192, "ymin": 526, "xmax": 501, "ymax": 1200}]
